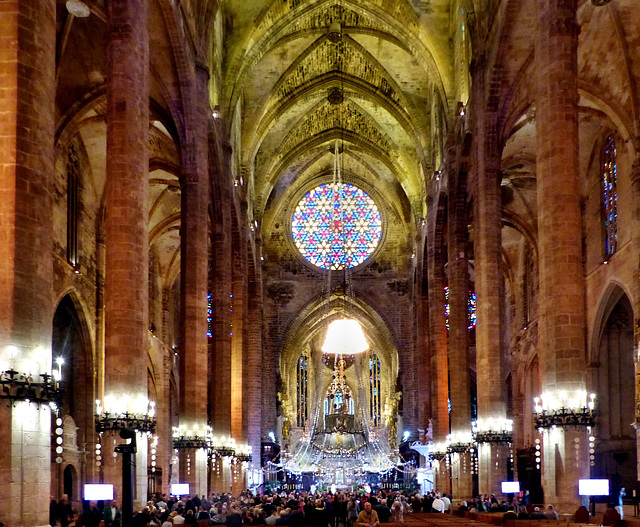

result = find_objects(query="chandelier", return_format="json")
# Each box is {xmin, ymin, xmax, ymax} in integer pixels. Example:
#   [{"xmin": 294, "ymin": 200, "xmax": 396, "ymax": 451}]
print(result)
[{"xmin": 322, "ymin": 319, "xmax": 368, "ymax": 355}]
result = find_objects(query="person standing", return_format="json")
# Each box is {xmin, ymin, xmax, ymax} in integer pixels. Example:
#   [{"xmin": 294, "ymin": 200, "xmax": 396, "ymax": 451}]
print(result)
[
  {"xmin": 355, "ymin": 502, "xmax": 379, "ymax": 527},
  {"xmin": 105, "ymin": 500, "xmax": 122, "ymax": 527},
  {"xmin": 50, "ymin": 496, "xmax": 59, "ymax": 527},
  {"xmin": 58, "ymin": 494, "xmax": 74, "ymax": 527}
]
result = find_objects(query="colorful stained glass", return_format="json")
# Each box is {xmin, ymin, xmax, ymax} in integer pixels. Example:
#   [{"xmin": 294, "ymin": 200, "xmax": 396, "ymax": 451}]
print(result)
[
  {"xmin": 603, "ymin": 135, "xmax": 618, "ymax": 257},
  {"xmin": 444, "ymin": 286, "xmax": 477, "ymax": 330},
  {"xmin": 207, "ymin": 293, "xmax": 213, "ymax": 338},
  {"xmin": 292, "ymin": 183, "xmax": 382, "ymax": 270}
]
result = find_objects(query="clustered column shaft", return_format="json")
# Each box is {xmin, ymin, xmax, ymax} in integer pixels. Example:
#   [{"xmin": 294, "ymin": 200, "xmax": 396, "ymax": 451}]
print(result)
[
  {"xmin": 0, "ymin": 0, "xmax": 56, "ymax": 524},
  {"xmin": 448, "ymin": 154, "xmax": 473, "ymax": 498},
  {"xmin": 534, "ymin": 0, "xmax": 589, "ymax": 507},
  {"xmin": 473, "ymin": 63, "xmax": 509, "ymax": 495},
  {"xmin": 104, "ymin": 0, "xmax": 150, "ymax": 500},
  {"xmin": 178, "ymin": 62, "xmax": 211, "ymax": 495}
]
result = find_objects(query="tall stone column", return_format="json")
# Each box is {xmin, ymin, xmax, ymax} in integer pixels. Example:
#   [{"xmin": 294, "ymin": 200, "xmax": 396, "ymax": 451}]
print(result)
[
  {"xmin": 231, "ymin": 209, "xmax": 248, "ymax": 495},
  {"xmin": 427, "ymin": 190, "xmax": 451, "ymax": 495},
  {"xmin": 632, "ymin": 159, "xmax": 640, "ymax": 479},
  {"xmin": 0, "ymin": 0, "xmax": 55, "ymax": 523},
  {"xmin": 209, "ymin": 143, "xmax": 233, "ymax": 493},
  {"xmin": 447, "ymin": 160, "xmax": 473, "ymax": 499},
  {"xmin": 534, "ymin": 0, "xmax": 589, "ymax": 509},
  {"xmin": 416, "ymin": 253, "xmax": 432, "ymax": 438},
  {"xmin": 177, "ymin": 61, "xmax": 210, "ymax": 496},
  {"xmin": 472, "ymin": 62, "xmax": 510, "ymax": 496},
  {"xmin": 103, "ymin": 0, "xmax": 150, "ymax": 502},
  {"xmin": 245, "ymin": 260, "xmax": 264, "ymax": 487}
]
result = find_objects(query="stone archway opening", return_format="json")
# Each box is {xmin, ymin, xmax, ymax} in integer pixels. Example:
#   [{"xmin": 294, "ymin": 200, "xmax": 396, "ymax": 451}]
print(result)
[{"xmin": 592, "ymin": 290, "xmax": 636, "ymax": 495}]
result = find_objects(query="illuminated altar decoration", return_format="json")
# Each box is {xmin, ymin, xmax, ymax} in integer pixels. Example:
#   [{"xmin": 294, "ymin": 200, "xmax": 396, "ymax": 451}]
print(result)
[{"xmin": 277, "ymin": 350, "xmax": 401, "ymax": 481}]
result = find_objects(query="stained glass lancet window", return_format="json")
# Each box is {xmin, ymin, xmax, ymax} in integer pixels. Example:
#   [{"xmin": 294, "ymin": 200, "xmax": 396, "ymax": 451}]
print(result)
[
  {"xmin": 207, "ymin": 293, "xmax": 213, "ymax": 338},
  {"xmin": 444, "ymin": 286, "xmax": 477, "ymax": 330},
  {"xmin": 292, "ymin": 183, "xmax": 382, "ymax": 270},
  {"xmin": 296, "ymin": 353, "xmax": 308, "ymax": 427},
  {"xmin": 369, "ymin": 352, "xmax": 381, "ymax": 426},
  {"xmin": 603, "ymin": 134, "xmax": 618, "ymax": 257},
  {"xmin": 67, "ymin": 145, "xmax": 79, "ymax": 267}
]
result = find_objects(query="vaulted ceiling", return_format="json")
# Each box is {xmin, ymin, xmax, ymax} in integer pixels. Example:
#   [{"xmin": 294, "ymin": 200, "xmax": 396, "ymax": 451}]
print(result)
[{"xmin": 220, "ymin": 0, "xmax": 458, "ymax": 230}]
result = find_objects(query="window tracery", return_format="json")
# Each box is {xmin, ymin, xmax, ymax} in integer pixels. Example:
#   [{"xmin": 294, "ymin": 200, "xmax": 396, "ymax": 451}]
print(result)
[
  {"xmin": 602, "ymin": 134, "xmax": 618, "ymax": 257},
  {"xmin": 66, "ymin": 146, "xmax": 79, "ymax": 268},
  {"xmin": 369, "ymin": 352, "xmax": 381, "ymax": 426},
  {"xmin": 296, "ymin": 352, "xmax": 308, "ymax": 427},
  {"xmin": 292, "ymin": 182, "xmax": 382, "ymax": 270}
]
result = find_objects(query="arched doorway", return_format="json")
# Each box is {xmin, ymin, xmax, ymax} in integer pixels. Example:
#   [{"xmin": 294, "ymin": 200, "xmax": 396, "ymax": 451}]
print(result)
[
  {"xmin": 63, "ymin": 464, "xmax": 78, "ymax": 501},
  {"xmin": 592, "ymin": 290, "xmax": 636, "ymax": 494},
  {"xmin": 52, "ymin": 295, "xmax": 94, "ymax": 495}
]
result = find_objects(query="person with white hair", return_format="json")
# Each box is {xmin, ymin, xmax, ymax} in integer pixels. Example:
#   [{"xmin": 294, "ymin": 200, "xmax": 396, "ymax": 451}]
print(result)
[
  {"xmin": 431, "ymin": 496, "xmax": 444, "ymax": 513},
  {"xmin": 391, "ymin": 499, "xmax": 403, "ymax": 523}
]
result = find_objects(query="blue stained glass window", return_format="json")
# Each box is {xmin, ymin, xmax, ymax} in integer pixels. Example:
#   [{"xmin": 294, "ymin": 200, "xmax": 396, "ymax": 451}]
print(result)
[
  {"xmin": 292, "ymin": 183, "xmax": 382, "ymax": 270},
  {"xmin": 602, "ymin": 135, "xmax": 618, "ymax": 257},
  {"xmin": 207, "ymin": 293, "xmax": 213, "ymax": 338},
  {"xmin": 444, "ymin": 286, "xmax": 477, "ymax": 330}
]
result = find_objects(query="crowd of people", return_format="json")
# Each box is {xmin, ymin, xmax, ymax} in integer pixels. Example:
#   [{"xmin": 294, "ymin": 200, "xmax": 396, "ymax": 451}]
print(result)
[{"xmin": 46, "ymin": 488, "xmax": 562, "ymax": 527}]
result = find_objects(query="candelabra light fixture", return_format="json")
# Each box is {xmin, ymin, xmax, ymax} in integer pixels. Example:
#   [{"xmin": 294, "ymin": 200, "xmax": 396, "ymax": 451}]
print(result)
[
  {"xmin": 0, "ymin": 362, "xmax": 64, "ymax": 409},
  {"xmin": 234, "ymin": 443, "xmax": 253, "ymax": 463},
  {"xmin": 172, "ymin": 425, "xmax": 211, "ymax": 450},
  {"xmin": 430, "ymin": 441, "xmax": 449, "ymax": 461},
  {"xmin": 209, "ymin": 435, "xmax": 238, "ymax": 457},
  {"xmin": 446, "ymin": 430, "xmax": 474, "ymax": 454},
  {"xmin": 95, "ymin": 396, "xmax": 157, "ymax": 433},
  {"xmin": 472, "ymin": 418, "xmax": 513, "ymax": 443},
  {"xmin": 534, "ymin": 390, "xmax": 597, "ymax": 429}
]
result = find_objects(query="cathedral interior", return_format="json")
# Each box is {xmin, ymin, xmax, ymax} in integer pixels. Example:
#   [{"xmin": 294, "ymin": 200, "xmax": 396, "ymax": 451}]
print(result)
[{"xmin": 2, "ymin": 0, "xmax": 640, "ymax": 524}]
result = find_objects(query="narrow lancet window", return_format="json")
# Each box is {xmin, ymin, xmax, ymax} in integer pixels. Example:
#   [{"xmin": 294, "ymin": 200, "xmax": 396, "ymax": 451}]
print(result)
[
  {"xmin": 603, "ymin": 134, "xmax": 618, "ymax": 257},
  {"xmin": 369, "ymin": 352, "xmax": 381, "ymax": 426},
  {"xmin": 67, "ymin": 146, "xmax": 79, "ymax": 267},
  {"xmin": 296, "ymin": 352, "xmax": 308, "ymax": 427}
]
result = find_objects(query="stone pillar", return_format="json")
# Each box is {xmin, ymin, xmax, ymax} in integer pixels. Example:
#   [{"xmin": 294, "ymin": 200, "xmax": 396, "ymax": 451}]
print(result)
[
  {"xmin": 534, "ymin": 0, "xmax": 589, "ymax": 509},
  {"xmin": 0, "ymin": 0, "xmax": 55, "ymax": 523},
  {"xmin": 427, "ymin": 189, "xmax": 451, "ymax": 495},
  {"xmin": 472, "ymin": 60, "xmax": 509, "ymax": 496},
  {"xmin": 632, "ymin": 160, "xmax": 640, "ymax": 479},
  {"xmin": 416, "ymin": 250, "xmax": 432, "ymax": 434},
  {"xmin": 448, "ymin": 157, "xmax": 473, "ymax": 499},
  {"xmin": 103, "ymin": 0, "xmax": 150, "ymax": 502},
  {"xmin": 209, "ymin": 144, "xmax": 233, "ymax": 493},
  {"xmin": 178, "ymin": 61, "xmax": 210, "ymax": 496},
  {"xmin": 231, "ymin": 216, "xmax": 247, "ymax": 443},
  {"xmin": 231, "ymin": 209, "xmax": 248, "ymax": 495},
  {"xmin": 245, "ymin": 261, "xmax": 263, "ymax": 483}
]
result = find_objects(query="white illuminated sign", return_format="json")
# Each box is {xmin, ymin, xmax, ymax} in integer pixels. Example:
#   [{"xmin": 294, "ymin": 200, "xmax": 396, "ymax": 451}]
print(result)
[
  {"xmin": 84, "ymin": 484, "xmax": 114, "ymax": 501},
  {"xmin": 171, "ymin": 483, "xmax": 190, "ymax": 496},
  {"xmin": 501, "ymin": 481, "xmax": 520, "ymax": 494},
  {"xmin": 579, "ymin": 479, "xmax": 609, "ymax": 496}
]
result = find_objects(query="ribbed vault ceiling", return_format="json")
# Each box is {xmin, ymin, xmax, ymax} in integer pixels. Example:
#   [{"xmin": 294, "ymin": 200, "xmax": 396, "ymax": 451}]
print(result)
[{"xmin": 222, "ymin": 0, "xmax": 455, "ymax": 225}]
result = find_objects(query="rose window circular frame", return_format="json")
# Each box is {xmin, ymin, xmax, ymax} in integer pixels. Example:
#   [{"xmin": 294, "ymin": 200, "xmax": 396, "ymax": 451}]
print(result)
[{"xmin": 291, "ymin": 182, "xmax": 382, "ymax": 270}]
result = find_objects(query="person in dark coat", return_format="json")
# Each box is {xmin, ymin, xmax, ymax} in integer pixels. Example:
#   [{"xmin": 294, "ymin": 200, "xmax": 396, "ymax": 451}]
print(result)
[
  {"xmin": 50, "ymin": 496, "xmax": 59, "ymax": 527},
  {"xmin": 58, "ymin": 495, "xmax": 75, "ymax": 527},
  {"xmin": 372, "ymin": 504, "xmax": 390, "ymax": 524},
  {"xmin": 83, "ymin": 501, "xmax": 103, "ymax": 527}
]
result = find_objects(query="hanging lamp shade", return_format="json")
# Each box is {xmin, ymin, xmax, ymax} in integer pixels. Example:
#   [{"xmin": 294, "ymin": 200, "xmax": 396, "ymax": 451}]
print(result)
[{"xmin": 322, "ymin": 319, "xmax": 369, "ymax": 355}]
